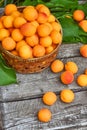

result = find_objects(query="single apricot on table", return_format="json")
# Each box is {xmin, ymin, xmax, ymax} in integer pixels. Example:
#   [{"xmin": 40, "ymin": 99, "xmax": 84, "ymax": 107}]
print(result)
[
  {"xmin": 60, "ymin": 71, "xmax": 74, "ymax": 84},
  {"xmin": 42, "ymin": 91, "xmax": 57, "ymax": 106},
  {"xmin": 60, "ymin": 89, "xmax": 75, "ymax": 103},
  {"xmin": 65, "ymin": 61, "xmax": 78, "ymax": 74},
  {"xmin": 73, "ymin": 10, "xmax": 85, "ymax": 22},
  {"xmin": 51, "ymin": 59, "xmax": 64, "ymax": 73},
  {"xmin": 79, "ymin": 20, "xmax": 87, "ymax": 32},
  {"xmin": 38, "ymin": 108, "xmax": 52, "ymax": 122},
  {"xmin": 77, "ymin": 74, "xmax": 87, "ymax": 87},
  {"xmin": 80, "ymin": 44, "xmax": 87, "ymax": 57}
]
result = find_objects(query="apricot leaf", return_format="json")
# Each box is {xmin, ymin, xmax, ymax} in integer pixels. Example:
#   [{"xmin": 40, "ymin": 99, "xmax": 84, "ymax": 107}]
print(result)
[{"xmin": 0, "ymin": 54, "xmax": 17, "ymax": 86}]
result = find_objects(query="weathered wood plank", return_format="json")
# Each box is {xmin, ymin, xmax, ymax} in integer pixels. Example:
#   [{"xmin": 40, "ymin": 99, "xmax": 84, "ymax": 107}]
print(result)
[
  {"xmin": 0, "ymin": 104, "xmax": 3, "ymax": 130},
  {"xmin": 1, "ymin": 91, "xmax": 87, "ymax": 130}
]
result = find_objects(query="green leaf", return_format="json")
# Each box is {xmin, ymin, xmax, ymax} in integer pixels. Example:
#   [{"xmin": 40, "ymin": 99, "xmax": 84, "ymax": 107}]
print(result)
[
  {"xmin": 59, "ymin": 17, "xmax": 87, "ymax": 44},
  {"xmin": 0, "ymin": 54, "xmax": 17, "ymax": 86}
]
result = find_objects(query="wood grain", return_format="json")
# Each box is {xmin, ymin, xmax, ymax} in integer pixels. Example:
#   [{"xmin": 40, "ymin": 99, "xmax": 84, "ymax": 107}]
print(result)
[{"xmin": 2, "ymin": 91, "xmax": 87, "ymax": 130}]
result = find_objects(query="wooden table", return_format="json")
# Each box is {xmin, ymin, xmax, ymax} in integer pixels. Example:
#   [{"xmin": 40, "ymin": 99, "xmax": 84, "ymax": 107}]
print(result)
[{"xmin": 0, "ymin": 43, "xmax": 87, "ymax": 130}]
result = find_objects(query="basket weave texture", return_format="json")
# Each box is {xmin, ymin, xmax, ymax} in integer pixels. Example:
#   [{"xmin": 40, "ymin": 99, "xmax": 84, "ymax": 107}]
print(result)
[{"xmin": 0, "ymin": 6, "xmax": 62, "ymax": 74}]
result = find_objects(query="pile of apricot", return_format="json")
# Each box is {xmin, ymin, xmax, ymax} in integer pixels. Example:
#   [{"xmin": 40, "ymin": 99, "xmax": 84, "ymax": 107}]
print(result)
[{"xmin": 0, "ymin": 4, "xmax": 62, "ymax": 59}]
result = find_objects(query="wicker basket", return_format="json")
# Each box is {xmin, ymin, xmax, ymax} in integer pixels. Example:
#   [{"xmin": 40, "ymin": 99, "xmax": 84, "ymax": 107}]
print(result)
[{"xmin": 0, "ymin": 6, "xmax": 62, "ymax": 74}]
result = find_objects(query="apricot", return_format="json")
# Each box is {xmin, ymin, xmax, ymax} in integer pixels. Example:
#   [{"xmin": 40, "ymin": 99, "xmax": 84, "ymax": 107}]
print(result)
[
  {"xmin": 50, "ymin": 30, "xmax": 62, "ymax": 44},
  {"xmin": 73, "ymin": 10, "xmax": 85, "ymax": 22},
  {"xmin": 38, "ymin": 108, "xmax": 52, "ymax": 122},
  {"xmin": 33, "ymin": 44, "xmax": 45, "ymax": 57},
  {"xmin": 77, "ymin": 74, "xmax": 87, "ymax": 87},
  {"xmin": 37, "ymin": 23, "xmax": 51, "ymax": 37},
  {"xmin": 79, "ymin": 20, "xmax": 87, "ymax": 32},
  {"xmin": 23, "ymin": 6, "xmax": 38, "ymax": 21},
  {"xmin": 38, "ymin": 5, "xmax": 50, "ymax": 17},
  {"xmin": 60, "ymin": 71, "xmax": 74, "ymax": 84},
  {"xmin": 80, "ymin": 44, "xmax": 87, "ymax": 57},
  {"xmin": 40, "ymin": 36, "xmax": 52, "ymax": 47},
  {"xmin": 42, "ymin": 91, "xmax": 57, "ymax": 106},
  {"xmin": 4, "ymin": 4, "xmax": 17, "ymax": 15},
  {"xmin": 18, "ymin": 45, "xmax": 33, "ymax": 59},
  {"xmin": 3, "ymin": 15, "xmax": 14, "ymax": 28},
  {"xmin": 60, "ymin": 89, "xmax": 75, "ymax": 103},
  {"xmin": 2, "ymin": 37, "xmax": 16, "ymax": 51},
  {"xmin": 20, "ymin": 22, "xmax": 36, "ymax": 37},
  {"xmin": 11, "ymin": 29, "xmax": 24, "ymax": 42},
  {"xmin": 65, "ymin": 61, "xmax": 78, "ymax": 74},
  {"xmin": 51, "ymin": 21, "xmax": 61, "ymax": 32},
  {"xmin": 26, "ymin": 34, "xmax": 39, "ymax": 47},
  {"xmin": 0, "ymin": 28, "xmax": 10, "ymax": 41},
  {"xmin": 51, "ymin": 59, "xmax": 64, "ymax": 73},
  {"xmin": 13, "ymin": 16, "xmax": 27, "ymax": 28},
  {"xmin": 37, "ymin": 12, "xmax": 48, "ymax": 23}
]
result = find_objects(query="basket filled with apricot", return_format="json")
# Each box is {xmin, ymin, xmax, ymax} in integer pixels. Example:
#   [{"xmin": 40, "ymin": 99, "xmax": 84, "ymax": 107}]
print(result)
[{"xmin": 0, "ymin": 4, "xmax": 62, "ymax": 73}]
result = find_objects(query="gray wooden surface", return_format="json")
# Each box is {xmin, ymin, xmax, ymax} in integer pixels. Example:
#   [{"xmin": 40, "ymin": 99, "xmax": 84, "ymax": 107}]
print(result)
[
  {"xmin": 0, "ymin": 0, "xmax": 87, "ymax": 130},
  {"xmin": 0, "ymin": 43, "xmax": 87, "ymax": 130}
]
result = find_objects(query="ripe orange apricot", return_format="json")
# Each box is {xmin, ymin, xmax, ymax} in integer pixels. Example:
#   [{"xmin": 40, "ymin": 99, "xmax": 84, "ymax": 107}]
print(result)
[
  {"xmin": 73, "ymin": 10, "xmax": 85, "ymax": 22},
  {"xmin": 51, "ymin": 21, "xmax": 61, "ymax": 32},
  {"xmin": 11, "ymin": 29, "xmax": 24, "ymax": 42},
  {"xmin": 51, "ymin": 59, "xmax": 64, "ymax": 73},
  {"xmin": 37, "ymin": 12, "xmax": 48, "ymax": 24},
  {"xmin": 80, "ymin": 44, "xmax": 87, "ymax": 57},
  {"xmin": 18, "ymin": 45, "xmax": 33, "ymax": 59},
  {"xmin": 40, "ymin": 36, "xmax": 52, "ymax": 47},
  {"xmin": 20, "ymin": 22, "xmax": 36, "ymax": 37},
  {"xmin": 60, "ymin": 89, "xmax": 75, "ymax": 103},
  {"xmin": 3, "ymin": 15, "xmax": 14, "ymax": 28},
  {"xmin": 79, "ymin": 20, "xmax": 87, "ymax": 32},
  {"xmin": 2, "ymin": 37, "xmax": 16, "ymax": 51},
  {"xmin": 23, "ymin": 6, "xmax": 38, "ymax": 21},
  {"xmin": 48, "ymin": 14, "xmax": 56, "ymax": 22},
  {"xmin": 33, "ymin": 44, "xmax": 45, "ymax": 57},
  {"xmin": 37, "ymin": 23, "xmax": 51, "ymax": 37},
  {"xmin": 42, "ymin": 91, "xmax": 57, "ymax": 106},
  {"xmin": 77, "ymin": 74, "xmax": 87, "ymax": 87},
  {"xmin": 0, "ymin": 28, "xmax": 10, "ymax": 41},
  {"xmin": 13, "ymin": 16, "xmax": 27, "ymax": 28},
  {"xmin": 26, "ymin": 34, "xmax": 39, "ymax": 47},
  {"xmin": 35, "ymin": 4, "xmax": 44, "ymax": 11},
  {"xmin": 60, "ymin": 71, "xmax": 74, "ymax": 84},
  {"xmin": 38, "ymin": 5, "xmax": 50, "ymax": 17},
  {"xmin": 4, "ymin": 4, "xmax": 17, "ymax": 15},
  {"xmin": 16, "ymin": 40, "xmax": 27, "ymax": 51},
  {"xmin": 50, "ymin": 30, "xmax": 62, "ymax": 44},
  {"xmin": 65, "ymin": 61, "xmax": 78, "ymax": 74},
  {"xmin": 45, "ymin": 45, "xmax": 54, "ymax": 54},
  {"xmin": 38, "ymin": 108, "xmax": 52, "ymax": 122}
]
